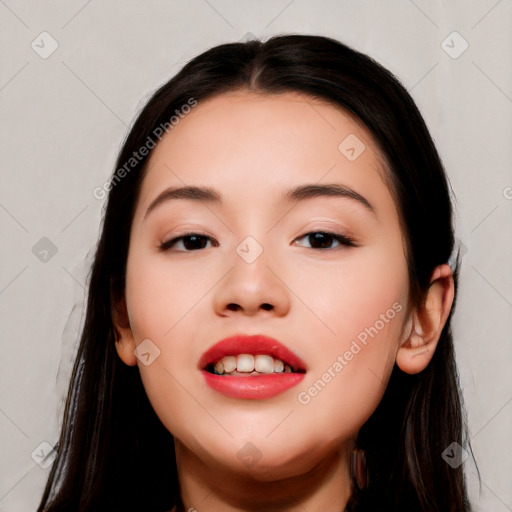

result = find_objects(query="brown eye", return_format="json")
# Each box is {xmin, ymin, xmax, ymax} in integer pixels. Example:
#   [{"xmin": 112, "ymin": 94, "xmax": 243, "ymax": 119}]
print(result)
[
  {"xmin": 160, "ymin": 234, "xmax": 215, "ymax": 252},
  {"xmin": 294, "ymin": 231, "xmax": 357, "ymax": 250}
]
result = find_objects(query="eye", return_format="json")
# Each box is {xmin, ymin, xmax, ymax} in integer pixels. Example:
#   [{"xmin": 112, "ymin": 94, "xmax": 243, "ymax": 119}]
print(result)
[
  {"xmin": 293, "ymin": 231, "xmax": 357, "ymax": 250},
  {"xmin": 159, "ymin": 231, "xmax": 356, "ymax": 252},
  {"xmin": 159, "ymin": 233, "xmax": 217, "ymax": 252}
]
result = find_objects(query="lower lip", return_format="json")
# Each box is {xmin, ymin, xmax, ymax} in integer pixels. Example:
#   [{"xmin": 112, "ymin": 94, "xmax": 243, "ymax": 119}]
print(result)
[{"xmin": 201, "ymin": 370, "xmax": 305, "ymax": 399}]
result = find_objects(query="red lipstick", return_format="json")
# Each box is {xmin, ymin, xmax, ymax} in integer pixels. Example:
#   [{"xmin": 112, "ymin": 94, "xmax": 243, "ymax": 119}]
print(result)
[{"xmin": 199, "ymin": 334, "xmax": 306, "ymax": 399}]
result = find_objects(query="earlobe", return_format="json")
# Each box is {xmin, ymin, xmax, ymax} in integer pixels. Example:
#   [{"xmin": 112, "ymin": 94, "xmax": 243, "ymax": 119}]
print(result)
[
  {"xmin": 112, "ymin": 295, "xmax": 138, "ymax": 367},
  {"xmin": 396, "ymin": 264, "xmax": 455, "ymax": 375}
]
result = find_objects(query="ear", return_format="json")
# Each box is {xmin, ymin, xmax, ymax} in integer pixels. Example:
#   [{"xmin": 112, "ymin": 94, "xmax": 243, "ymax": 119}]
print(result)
[
  {"xmin": 112, "ymin": 294, "xmax": 138, "ymax": 367},
  {"xmin": 396, "ymin": 264, "xmax": 455, "ymax": 375}
]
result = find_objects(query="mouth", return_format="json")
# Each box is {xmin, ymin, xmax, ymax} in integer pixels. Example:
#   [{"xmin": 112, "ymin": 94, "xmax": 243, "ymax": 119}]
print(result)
[
  {"xmin": 199, "ymin": 334, "xmax": 307, "ymax": 399},
  {"xmin": 205, "ymin": 354, "xmax": 304, "ymax": 376}
]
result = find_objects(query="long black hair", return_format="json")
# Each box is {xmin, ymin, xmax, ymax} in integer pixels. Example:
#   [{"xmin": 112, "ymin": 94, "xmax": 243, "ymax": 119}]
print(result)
[{"xmin": 38, "ymin": 34, "xmax": 473, "ymax": 511}]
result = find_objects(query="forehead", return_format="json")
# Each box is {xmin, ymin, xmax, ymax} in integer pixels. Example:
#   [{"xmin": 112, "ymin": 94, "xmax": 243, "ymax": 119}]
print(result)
[
  {"xmin": 149, "ymin": 90, "xmax": 375, "ymax": 164},
  {"xmin": 136, "ymin": 90, "xmax": 394, "ymax": 220}
]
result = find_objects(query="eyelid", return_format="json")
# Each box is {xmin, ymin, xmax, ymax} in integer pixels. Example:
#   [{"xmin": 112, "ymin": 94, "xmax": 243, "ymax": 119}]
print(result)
[
  {"xmin": 293, "ymin": 230, "xmax": 359, "ymax": 249},
  {"xmin": 295, "ymin": 220, "xmax": 361, "ymax": 244},
  {"xmin": 159, "ymin": 231, "xmax": 217, "ymax": 251},
  {"xmin": 159, "ymin": 231, "xmax": 357, "ymax": 253},
  {"xmin": 158, "ymin": 223, "xmax": 361, "ymax": 252}
]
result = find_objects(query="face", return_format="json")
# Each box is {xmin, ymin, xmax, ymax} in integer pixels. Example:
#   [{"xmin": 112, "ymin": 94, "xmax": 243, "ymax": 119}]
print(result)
[{"xmin": 117, "ymin": 91, "xmax": 411, "ymax": 481}]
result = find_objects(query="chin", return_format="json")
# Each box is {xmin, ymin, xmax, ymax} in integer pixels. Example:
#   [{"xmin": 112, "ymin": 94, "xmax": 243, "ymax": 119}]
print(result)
[{"xmin": 227, "ymin": 437, "xmax": 321, "ymax": 478}]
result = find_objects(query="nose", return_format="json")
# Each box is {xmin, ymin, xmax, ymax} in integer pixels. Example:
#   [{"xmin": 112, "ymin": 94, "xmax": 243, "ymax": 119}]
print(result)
[{"xmin": 213, "ymin": 241, "xmax": 291, "ymax": 318}]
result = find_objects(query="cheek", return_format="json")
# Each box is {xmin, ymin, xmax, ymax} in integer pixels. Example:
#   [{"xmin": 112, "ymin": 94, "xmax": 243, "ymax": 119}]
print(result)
[
  {"xmin": 123, "ymin": 250, "xmax": 218, "ymax": 434},
  {"xmin": 290, "ymin": 248, "xmax": 408, "ymax": 437},
  {"xmin": 124, "ymin": 251, "xmax": 212, "ymax": 341},
  {"xmin": 293, "ymin": 240, "xmax": 408, "ymax": 347},
  {"xmin": 293, "ymin": 297, "xmax": 406, "ymax": 444}
]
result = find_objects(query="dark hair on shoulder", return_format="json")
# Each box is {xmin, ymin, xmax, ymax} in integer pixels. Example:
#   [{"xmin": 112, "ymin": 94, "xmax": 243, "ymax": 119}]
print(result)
[{"xmin": 38, "ymin": 34, "xmax": 474, "ymax": 512}]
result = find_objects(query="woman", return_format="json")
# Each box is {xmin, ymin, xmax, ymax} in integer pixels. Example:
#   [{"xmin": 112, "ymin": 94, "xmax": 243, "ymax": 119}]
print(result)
[{"xmin": 38, "ymin": 34, "xmax": 473, "ymax": 511}]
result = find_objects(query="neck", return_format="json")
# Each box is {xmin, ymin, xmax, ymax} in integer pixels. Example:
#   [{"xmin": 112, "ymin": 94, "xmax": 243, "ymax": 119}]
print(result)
[{"xmin": 174, "ymin": 440, "xmax": 352, "ymax": 512}]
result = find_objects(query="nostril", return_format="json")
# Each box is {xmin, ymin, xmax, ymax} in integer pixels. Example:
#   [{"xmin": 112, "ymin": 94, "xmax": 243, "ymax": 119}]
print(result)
[
  {"xmin": 261, "ymin": 303, "xmax": 273, "ymax": 311},
  {"xmin": 227, "ymin": 303, "xmax": 241, "ymax": 311}
]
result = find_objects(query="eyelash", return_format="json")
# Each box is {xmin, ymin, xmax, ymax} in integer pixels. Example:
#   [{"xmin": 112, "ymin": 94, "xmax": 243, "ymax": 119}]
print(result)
[{"xmin": 159, "ymin": 231, "xmax": 358, "ymax": 252}]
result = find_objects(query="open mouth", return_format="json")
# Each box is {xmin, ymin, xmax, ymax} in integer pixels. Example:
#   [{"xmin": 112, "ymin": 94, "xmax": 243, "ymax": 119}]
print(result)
[
  {"xmin": 199, "ymin": 335, "xmax": 307, "ymax": 399},
  {"xmin": 204, "ymin": 353, "xmax": 305, "ymax": 376}
]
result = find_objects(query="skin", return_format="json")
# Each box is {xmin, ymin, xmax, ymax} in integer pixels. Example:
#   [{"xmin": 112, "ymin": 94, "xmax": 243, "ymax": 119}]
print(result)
[{"xmin": 114, "ymin": 91, "xmax": 454, "ymax": 512}]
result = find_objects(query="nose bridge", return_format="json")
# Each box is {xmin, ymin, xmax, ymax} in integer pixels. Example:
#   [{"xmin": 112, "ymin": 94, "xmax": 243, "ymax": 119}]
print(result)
[
  {"xmin": 235, "ymin": 235, "xmax": 266, "ymax": 266},
  {"xmin": 214, "ymin": 232, "xmax": 290, "ymax": 316},
  {"xmin": 232, "ymin": 234, "xmax": 274, "ymax": 301}
]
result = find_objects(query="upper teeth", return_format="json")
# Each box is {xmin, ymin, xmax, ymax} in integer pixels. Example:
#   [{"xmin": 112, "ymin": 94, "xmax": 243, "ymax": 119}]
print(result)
[{"xmin": 213, "ymin": 354, "xmax": 292, "ymax": 375}]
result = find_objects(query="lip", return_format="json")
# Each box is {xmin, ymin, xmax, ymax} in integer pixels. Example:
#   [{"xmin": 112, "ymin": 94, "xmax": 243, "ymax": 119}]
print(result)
[{"xmin": 199, "ymin": 334, "xmax": 307, "ymax": 399}]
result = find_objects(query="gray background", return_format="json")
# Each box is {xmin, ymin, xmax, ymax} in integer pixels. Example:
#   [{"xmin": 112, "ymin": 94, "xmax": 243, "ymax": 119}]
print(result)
[{"xmin": 1, "ymin": 1, "xmax": 511, "ymax": 510}]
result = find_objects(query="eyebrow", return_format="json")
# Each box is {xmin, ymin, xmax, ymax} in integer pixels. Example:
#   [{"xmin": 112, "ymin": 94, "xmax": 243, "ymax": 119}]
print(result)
[
  {"xmin": 285, "ymin": 183, "xmax": 374, "ymax": 212},
  {"xmin": 144, "ymin": 183, "xmax": 374, "ymax": 220}
]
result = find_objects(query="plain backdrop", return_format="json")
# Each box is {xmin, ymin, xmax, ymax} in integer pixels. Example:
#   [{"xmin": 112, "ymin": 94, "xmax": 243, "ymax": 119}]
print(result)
[{"xmin": 1, "ymin": 1, "xmax": 511, "ymax": 510}]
